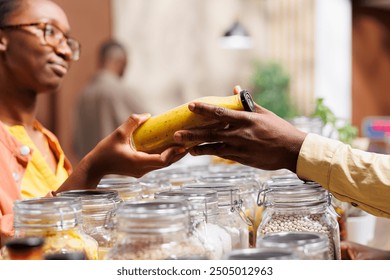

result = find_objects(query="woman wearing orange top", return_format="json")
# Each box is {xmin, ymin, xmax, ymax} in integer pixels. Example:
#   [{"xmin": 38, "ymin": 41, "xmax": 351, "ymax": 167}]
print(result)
[{"xmin": 0, "ymin": 0, "xmax": 186, "ymax": 246}]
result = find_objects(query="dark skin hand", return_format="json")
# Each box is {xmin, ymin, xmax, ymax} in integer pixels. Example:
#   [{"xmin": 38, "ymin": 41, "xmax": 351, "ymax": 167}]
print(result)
[
  {"xmin": 341, "ymin": 241, "xmax": 390, "ymax": 260},
  {"xmin": 173, "ymin": 86, "xmax": 307, "ymax": 173},
  {"xmin": 55, "ymin": 113, "xmax": 187, "ymax": 194}
]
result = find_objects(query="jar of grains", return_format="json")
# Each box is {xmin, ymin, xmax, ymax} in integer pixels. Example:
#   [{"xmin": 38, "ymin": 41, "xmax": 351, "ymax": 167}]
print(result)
[
  {"xmin": 182, "ymin": 182, "xmax": 250, "ymax": 249},
  {"xmin": 257, "ymin": 179, "xmax": 341, "ymax": 259},
  {"xmin": 98, "ymin": 177, "xmax": 143, "ymax": 202},
  {"xmin": 105, "ymin": 199, "xmax": 209, "ymax": 260},
  {"xmin": 13, "ymin": 197, "xmax": 98, "ymax": 259},
  {"xmin": 57, "ymin": 190, "xmax": 122, "ymax": 259},
  {"xmin": 257, "ymin": 232, "xmax": 330, "ymax": 260},
  {"xmin": 155, "ymin": 189, "xmax": 233, "ymax": 259},
  {"xmin": 198, "ymin": 171, "xmax": 263, "ymax": 247}
]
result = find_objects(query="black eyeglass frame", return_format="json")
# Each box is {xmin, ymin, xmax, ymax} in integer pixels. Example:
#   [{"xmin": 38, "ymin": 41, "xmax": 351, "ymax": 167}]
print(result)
[{"xmin": 0, "ymin": 21, "xmax": 81, "ymax": 61}]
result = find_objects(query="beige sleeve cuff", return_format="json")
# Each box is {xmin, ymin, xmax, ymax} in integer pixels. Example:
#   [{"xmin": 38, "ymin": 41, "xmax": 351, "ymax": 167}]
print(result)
[{"xmin": 296, "ymin": 133, "xmax": 343, "ymax": 191}]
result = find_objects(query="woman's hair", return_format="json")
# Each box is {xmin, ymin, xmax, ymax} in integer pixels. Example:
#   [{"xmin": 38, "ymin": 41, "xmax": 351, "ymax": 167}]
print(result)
[{"xmin": 0, "ymin": 0, "xmax": 23, "ymax": 27}]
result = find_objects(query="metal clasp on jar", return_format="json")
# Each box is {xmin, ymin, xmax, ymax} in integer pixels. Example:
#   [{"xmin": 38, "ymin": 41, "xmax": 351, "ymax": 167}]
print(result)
[
  {"xmin": 257, "ymin": 189, "xmax": 272, "ymax": 207},
  {"xmin": 230, "ymin": 194, "xmax": 252, "ymax": 226},
  {"xmin": 103, "ymin": 199, "xmax": 119, "ymax": 229}
]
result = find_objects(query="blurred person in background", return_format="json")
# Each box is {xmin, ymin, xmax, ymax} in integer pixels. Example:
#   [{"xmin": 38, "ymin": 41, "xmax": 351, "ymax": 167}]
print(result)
[
  {"xmin": 0, "ymin": 0, "xmax": 185, "ymax": 247},
  {"xmin": 74, "ymin": 40, "xmax": 143, "ymax": 158}
]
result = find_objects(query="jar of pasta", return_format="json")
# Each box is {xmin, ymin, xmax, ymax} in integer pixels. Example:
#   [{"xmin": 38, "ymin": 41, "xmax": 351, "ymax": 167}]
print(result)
[
  {"xmin": 57, "ymin": 190, "xmax": 122, "ymax": 259},
  {"xmin": 13, "ymin": 197, "xmax": 98, "ymax": 260},
  {"xmin": 155, "ymin": 189, "xmax": 232, "ymax": 259},
  {"xmin": 182, "ymin": 182, "xmax": 250, "ymax": 249},
  {"xmin": 105, "ymin": 200, "xmax": 209, "ymax": 260},
  {"xmin": 257, "ymin": 180, "xmax": 340, "ymax": 259}
]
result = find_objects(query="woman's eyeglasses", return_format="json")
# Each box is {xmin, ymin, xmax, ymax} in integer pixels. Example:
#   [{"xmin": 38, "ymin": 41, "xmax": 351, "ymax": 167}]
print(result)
[{"xmin": 0, "ymin": 21, "xmax": 80, "ymax": 61}]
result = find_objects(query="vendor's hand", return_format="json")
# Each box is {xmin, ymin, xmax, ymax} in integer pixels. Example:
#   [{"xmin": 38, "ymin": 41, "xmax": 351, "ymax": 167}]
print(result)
[
  {"xmin": 341, "ymin": 241, "xmax": 390, "ymax": 260},
  {"xmin": 173, "ymin": 85, "xmax": 307, "ymax": 172},
  {"xmin": 57, "ymin": 113, "xmax": 187, "ymax": 192}
]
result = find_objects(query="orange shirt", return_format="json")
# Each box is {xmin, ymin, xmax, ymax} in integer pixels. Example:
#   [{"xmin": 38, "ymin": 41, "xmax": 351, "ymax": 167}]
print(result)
[{"xmin": 0, "ymin": 121, "xmax": 72, "ymax": 247}]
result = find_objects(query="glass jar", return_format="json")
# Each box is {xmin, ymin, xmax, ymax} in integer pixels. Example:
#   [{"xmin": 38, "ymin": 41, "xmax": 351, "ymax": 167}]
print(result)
[
  {"xmin": 182, "ymin": 182, "xmax": 250, "ymax": 249},
  {"xmin": 289, "ymin": 116, "xmax": 324, "ymax": 135},
  {"xmin": 155, "ymin": 189, "xmax": 232, "ymax": 259},
  {"xmin": 224, "ymin": 248, "xmax": 297, "ymax": 260},
  {"xmin": 106, "ymin": 199, "xmax": 209, "ymax": 260},
  {"xmin": 257, "ymin": 180, "xmax": 341, "ymax": 260},
  {"xmin": 98, "ymin": 177, "xmax": 143, "ymax": 202},
  {"xmin": 197, "ymin": 172, "xmax": 262, "ymax": 247},
  {"xmin": 258, "ymin": 232, "xmax": 330, "ymax": 260},
  {"xmin": 57, "ymin": 190, "xmax": 122, "ymax": 259},
  {"xmin": 2, "ymin": 237, "xmax": 44, "ymax": 260},
  {"xmin": 13, "ymin": 197, "xmax": 98, "ymax": 259},
  {"xmin": 138, "ymin": 171, "xmax": 171, "ymax": 199}
]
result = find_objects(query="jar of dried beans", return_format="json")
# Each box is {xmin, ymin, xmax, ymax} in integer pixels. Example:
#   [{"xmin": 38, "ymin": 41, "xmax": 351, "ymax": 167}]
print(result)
[{"xmin": 257, "ymin": 179, "xmax": 341, "ymax": 260}]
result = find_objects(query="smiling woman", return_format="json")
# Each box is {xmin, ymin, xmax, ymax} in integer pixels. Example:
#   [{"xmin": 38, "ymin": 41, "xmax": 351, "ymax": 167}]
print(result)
[{"xmin": 0, "ymin": 0, "xmax": 186, "ymax": 249}]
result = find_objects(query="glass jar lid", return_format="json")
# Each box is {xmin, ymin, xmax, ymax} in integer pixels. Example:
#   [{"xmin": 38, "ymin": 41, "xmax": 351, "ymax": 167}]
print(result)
[
  {"xmin": 259, "ymin": 232, "xmax": 329, "ymax": 255},
  {"xmin": 182, "ymin": 182, "xmax": 240, "ymax": 208},
  {"xmin": 258, "ymin": 181, "xmax": 330, "ymax": 208},
  {"xmin": 14, "ymin": 197, "xmax": 82, "ymax": 230},
  {"xmin": 57, "ymin": 189, "xmax": 121, "ymax": 219},
  {"xmin": 154, "ymin": 189, "xmax": 219, "ymax": 218},
  {"xmin": 224, "ymin": 248, "xmax": 296, "ymax": 260},
  {"xmin": 98, "ymin": 178, "xmax": 143, "ymax": 201},
  {"xmin": 116, "ymin": 199, "xmax": 190, "ymax": 234}
]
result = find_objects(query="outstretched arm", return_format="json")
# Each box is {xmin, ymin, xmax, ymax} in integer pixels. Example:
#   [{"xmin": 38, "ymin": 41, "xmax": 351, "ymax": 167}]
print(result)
[
  {"xmin": 56, "ymin": 113, "xmax": 186, "ymax": 194},
  {"xmin": 174, "ymin": 86, "xmax": 306, "ymax": 172}
]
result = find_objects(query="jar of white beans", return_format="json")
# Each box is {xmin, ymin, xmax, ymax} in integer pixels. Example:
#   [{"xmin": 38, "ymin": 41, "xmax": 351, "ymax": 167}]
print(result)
[{"xmin": 257, "ymin": 179, "xmax": 341, "ymax": 260}]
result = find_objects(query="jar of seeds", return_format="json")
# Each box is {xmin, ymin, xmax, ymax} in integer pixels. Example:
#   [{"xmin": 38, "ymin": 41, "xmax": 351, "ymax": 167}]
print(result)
[
  {"xmin": 105, "ymin": 200, "xmax": 209, "ymax": 260},
  {"xmin": 257, "ymin": 180, "xmax": 340, "ymax": 259}
]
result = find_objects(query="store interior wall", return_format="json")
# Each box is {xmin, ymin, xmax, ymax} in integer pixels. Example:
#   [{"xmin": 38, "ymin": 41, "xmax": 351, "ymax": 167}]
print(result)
[
  {"xmin": 36, "ymin": 0, "xmax": 112, "ymax": 165},
  {"xmin": 352, "ymin": 3, "xmax": 390, "ymax": 134},
  {"xmin": 35, "ymin": 0, "xmax": 390, "ymax": 167}
]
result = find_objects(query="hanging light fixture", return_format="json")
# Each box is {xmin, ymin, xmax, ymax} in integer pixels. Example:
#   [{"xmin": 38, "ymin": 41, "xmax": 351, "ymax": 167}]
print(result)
[{"xmin": 220, "ymin": 20, "xmax": 253, "ymax": 49}]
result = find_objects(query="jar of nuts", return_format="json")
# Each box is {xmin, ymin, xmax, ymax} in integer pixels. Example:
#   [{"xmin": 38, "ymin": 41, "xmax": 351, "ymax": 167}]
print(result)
[
  {"xmin": 257, "ymin": 179, "xmax": 341, "ymax": 260},
  {"xmin": 13, "ymin": 197, "xmax": 98, "ymax": 260},
  {"xmin": 105, "ymin": 199, "xmax": 209, "ymax": 260}
]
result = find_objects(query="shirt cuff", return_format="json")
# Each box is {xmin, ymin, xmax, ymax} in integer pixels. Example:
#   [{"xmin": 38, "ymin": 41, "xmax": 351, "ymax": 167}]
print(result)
[{"xmin": 296, "ymin": 133, "xmax": 343, "ymax": 191}]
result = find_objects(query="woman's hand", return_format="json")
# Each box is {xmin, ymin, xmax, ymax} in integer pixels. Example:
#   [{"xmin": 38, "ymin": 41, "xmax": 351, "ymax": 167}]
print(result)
[
  {"xmin": 56, "ymin": 113, "xmax": 187, "ymax": 192},
  {"xmin": 173, "ymin": 85, "xmax": 307, "ymax": 172}
]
